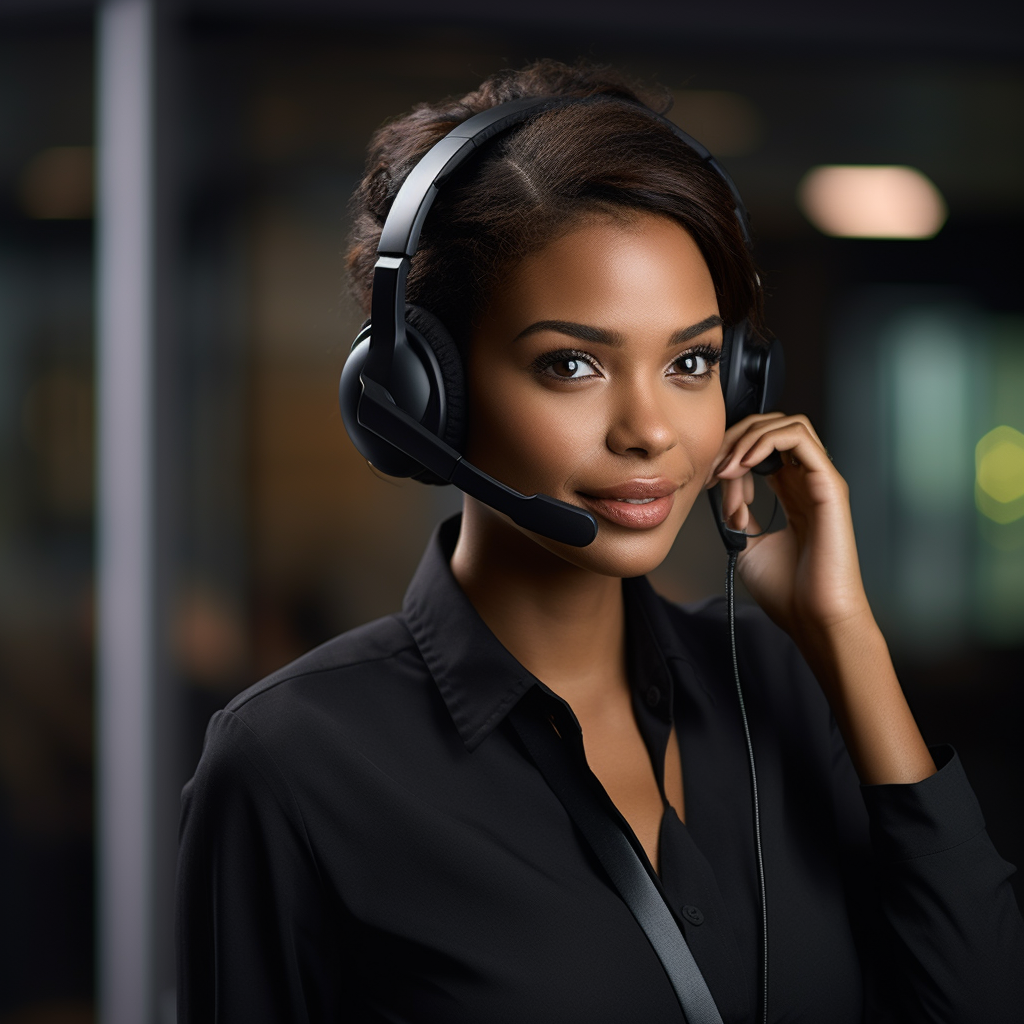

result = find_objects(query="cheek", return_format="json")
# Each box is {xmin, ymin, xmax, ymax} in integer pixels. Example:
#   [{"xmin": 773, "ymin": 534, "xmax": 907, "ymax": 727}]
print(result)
[
  {"xmin": 465, "ymin": 372, "xmax": 604, "ymax": 490},
  {"xmin": 686, "ymin": 391, "xmax": 727, "ymax": 466},
  {"xmin": 673, "ymin": 395, "xmax": 726, "ymax": 510}
]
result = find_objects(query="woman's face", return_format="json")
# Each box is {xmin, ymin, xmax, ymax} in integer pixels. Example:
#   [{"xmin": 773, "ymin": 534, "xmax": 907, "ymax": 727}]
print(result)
[{"xmin": 466, "ymin": 212, "xmax": 727, "ymax": 578}]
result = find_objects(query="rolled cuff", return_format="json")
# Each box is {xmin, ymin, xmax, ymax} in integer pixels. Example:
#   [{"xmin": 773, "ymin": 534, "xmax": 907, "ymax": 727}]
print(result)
[{"xmin": 860, "ymin": 745, "xmax": 986, "ymax": 863}]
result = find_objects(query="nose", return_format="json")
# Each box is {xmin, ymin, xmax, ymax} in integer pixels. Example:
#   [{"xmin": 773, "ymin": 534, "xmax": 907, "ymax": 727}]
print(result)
[{"xmin": 605, "ymin": 375, "xmax": 679, "ymax": 459}]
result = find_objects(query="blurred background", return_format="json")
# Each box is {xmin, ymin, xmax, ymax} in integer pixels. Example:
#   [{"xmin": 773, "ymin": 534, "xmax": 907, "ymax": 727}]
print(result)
[{"xmin": 0, "ymin": 0, "xmax": 1021, "ymax": 1021}]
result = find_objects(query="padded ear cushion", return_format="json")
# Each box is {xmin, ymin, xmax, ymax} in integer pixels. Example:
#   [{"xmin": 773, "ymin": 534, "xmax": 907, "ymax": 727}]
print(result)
[
  {"xmin": 404, "ymin": 304, "xmax": 466, "ymax": 455},
  {"xmin": 719, "ymin": 319, "xmax": 786, "ymax": 475},
  {"xmin": 721, "ymin": 319, "xmax": 763, "ymax": 427},
  {"xmin": 719, "ymin": 321, "xmax": 745, "ymax": 427}
]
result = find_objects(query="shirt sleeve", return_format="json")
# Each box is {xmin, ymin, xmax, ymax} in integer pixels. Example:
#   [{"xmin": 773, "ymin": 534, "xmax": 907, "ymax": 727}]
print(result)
[
  {"xmin": 176, "ymin": 709, "xmax": 350, "ymax": 1024},
  {"xmin": 857, "ymin": 744, "xmax": 1024, "ymax": 1024}
]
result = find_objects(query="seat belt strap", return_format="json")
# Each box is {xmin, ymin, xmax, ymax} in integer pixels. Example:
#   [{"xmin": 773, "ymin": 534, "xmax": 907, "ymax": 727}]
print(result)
[{"xmin": 509, "ymin": 707, "xmax": 725, "ymax": 1024}]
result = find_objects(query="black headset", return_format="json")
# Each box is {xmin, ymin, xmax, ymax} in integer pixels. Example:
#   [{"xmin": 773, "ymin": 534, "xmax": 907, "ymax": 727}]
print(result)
[{"xmin": 339, "ymin": 95, "xmax": 785, "ymax": 549}]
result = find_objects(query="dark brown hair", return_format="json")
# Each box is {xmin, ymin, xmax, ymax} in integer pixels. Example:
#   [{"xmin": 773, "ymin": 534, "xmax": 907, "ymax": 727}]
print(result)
[{"xmin": 347, "ymin": 60, "xmax": 764, "ymax": 350}]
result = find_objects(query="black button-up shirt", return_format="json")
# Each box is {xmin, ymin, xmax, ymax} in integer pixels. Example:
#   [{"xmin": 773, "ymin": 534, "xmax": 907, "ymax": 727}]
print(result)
[{"xmin": 177, "ymin": 517, "xmax": 1024, "ymax": 1023}]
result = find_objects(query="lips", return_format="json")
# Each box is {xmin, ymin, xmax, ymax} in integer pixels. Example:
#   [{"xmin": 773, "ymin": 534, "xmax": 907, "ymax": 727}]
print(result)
[{"xmin": 577, "ymin": 478, "xmax": 679, "ymax": 530}]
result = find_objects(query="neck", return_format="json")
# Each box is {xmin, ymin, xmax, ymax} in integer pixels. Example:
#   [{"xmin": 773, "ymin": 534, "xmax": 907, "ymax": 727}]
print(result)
[{"xmin": 450, "ymin": 499, "xmax": 627, "ymax": 716}]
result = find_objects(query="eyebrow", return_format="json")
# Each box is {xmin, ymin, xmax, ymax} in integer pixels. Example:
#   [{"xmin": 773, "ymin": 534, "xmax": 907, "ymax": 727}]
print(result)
[{"xmin": 512, "ymin": 314, "xmax": 724, "ymax": 347}]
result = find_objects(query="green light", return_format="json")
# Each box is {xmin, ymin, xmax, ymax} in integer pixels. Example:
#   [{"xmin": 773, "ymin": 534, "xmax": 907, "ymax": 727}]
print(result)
[{"xmin": 976, "ymin": 425, "xmax": 1024, "ymax": 524}]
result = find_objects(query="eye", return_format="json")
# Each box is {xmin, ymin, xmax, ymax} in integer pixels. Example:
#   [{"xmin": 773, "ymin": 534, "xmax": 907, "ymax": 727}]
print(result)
[
  {"xmin": 668, "ymin": 345, "xmax": 720, "ymax": 380},
  {"xmin": 550, "ymin": 357, "xmax": 597, "ymax": 379},
  {"xmin": 532, "ymin": 349, "xmax": 602, "ymax": 381},
  {"xmin": 676, "ymin": 353, "xmax": 709, "ymax": 375}
]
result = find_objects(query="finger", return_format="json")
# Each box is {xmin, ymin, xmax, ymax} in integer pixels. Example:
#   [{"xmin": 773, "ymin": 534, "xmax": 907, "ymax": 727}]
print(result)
[
  {"xmin": 726, "ymin": 414, "xmax": 827, "ymax": 466},
  {"xmin": 738, "ymin": 423, "xmax": 833, "ymax": 474},
  {"xmin": 709, "ymin": 414, "xmax": 796, "ymax": 482},
  {"xmin": 719, "ymin": 472, "xmax": 764, "ymax": 535},
  {"xmin": 742, "ymin": 472, "xmax": 755, "ymax": 506},
  {"xmin": 715, "ymin": 420, "xmax": 831, "ymax": 480},
  {"xmin": 708, "ymin": 412, "xmax": 787, "ymax": 479},
  {"xmin": 720, "ymin": 475, "xmax": 753, "ymax": 532}
]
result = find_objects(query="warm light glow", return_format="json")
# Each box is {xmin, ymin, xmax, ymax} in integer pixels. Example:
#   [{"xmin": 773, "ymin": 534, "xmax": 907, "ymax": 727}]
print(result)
[
  {"xmin": 19, "ymin": 146, "xmax": 94, "ymax": 219},
  {"xmin": 976, "ymin": 425, "xmax": 1024, "ymax": 524},
  {"xmin": 798, "ymin": 165, "xmax": 947, "ymax": 239}
]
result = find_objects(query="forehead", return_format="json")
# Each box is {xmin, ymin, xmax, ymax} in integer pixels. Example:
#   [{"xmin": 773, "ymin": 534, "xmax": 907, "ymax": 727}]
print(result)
[{"xmin": 488, "ymin": 213, "xmax": 719, "ymax": 334}]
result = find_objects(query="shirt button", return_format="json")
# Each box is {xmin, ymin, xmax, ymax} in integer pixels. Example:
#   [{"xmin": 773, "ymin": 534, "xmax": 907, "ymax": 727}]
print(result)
[
  {"xmin": 682, "ymin": 905, "xmax": 704, "ymax": 926},
  {"xmin": 645, "ymin": 685, "xmax": 661, "ymax": 708}
]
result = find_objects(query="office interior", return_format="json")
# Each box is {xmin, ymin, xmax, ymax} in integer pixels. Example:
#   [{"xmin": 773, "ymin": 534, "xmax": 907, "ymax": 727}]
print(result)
[{"xmin": 0, "ymin": 1, "xmax": 1022, "ymax": 1021}]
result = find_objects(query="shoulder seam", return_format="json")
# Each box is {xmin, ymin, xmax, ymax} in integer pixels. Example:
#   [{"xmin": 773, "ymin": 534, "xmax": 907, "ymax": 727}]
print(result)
[
  {"xmin": 229, "ymin": 626, "xmax": 419, "ymax": 713},
  {"xmin": 217, "ymin": 709, "xmax": 325, "ymax": 887}
]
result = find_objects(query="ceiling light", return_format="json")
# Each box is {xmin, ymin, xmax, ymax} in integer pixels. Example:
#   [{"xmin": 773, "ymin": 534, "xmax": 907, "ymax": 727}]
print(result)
[{"xmin": 798, "ymin": 165, "xmax": 946, "ymax": 239}]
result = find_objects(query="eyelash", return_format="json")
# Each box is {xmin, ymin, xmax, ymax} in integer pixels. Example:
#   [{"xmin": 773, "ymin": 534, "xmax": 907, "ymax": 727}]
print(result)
[
  {"xmin": 531, "ymin": 344, "xmax": 722, "ymax": 381},
  {"xmin": 669, "ymin": 344, "xmax": 722, "ymax": 379},
  {"xmin": 530, "ymin": 348, "xmax": 602, "ymax": 380}
]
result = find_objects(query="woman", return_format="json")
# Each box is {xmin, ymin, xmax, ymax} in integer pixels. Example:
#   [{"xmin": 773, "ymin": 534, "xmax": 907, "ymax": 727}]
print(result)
[{"xmin": 177, "ymin": 61, "xmax": 1024, "ymax": 1022}]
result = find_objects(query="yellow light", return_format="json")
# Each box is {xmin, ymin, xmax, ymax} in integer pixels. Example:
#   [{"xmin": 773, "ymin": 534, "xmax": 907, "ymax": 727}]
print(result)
[
  {"xmin": 975, "ymin": 426, "xmax": 1024, "ymax": 524},
  {"xmin": 797, "ymin": 165, "xmax": 947, "ymax": 239}
]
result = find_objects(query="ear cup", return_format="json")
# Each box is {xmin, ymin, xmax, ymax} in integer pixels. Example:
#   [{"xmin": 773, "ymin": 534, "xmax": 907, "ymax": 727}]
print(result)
[
  {"xmin": 757, "ymin": 335, "xmax": 785, "ymax": 416},
  {"xmin": 404, "ymin": 305, "xmax": 466, "ymax": 462},
  {"xmin": 720, "ymin": 320, "xmax": 785, "ymax": 423},
  {"xmin": 339, "ymin": 304, "xmax": 465, "ymax": 483},
  {"xmin": 720, "ymin": 319, "xmax": 786, "ymax": 474},
  {"xmin": 720, "ymin": 320, "xmax": 754, "ymax": 427}
]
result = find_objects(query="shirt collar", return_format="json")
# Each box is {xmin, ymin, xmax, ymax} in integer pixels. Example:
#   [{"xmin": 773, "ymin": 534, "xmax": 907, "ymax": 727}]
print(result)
[{"xmin": 402, "ymin": 515, "xmax": 690, "ymax": 751}]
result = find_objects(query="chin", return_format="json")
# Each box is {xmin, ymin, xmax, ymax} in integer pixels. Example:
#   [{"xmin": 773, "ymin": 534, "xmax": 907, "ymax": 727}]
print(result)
[
  {"xmin": 547, "ymin": 531, "xmax": 676, "ymax": 578},
  {"xmin": 529, "ymin": 503, "xmax": 692, "ymax": 579}
]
